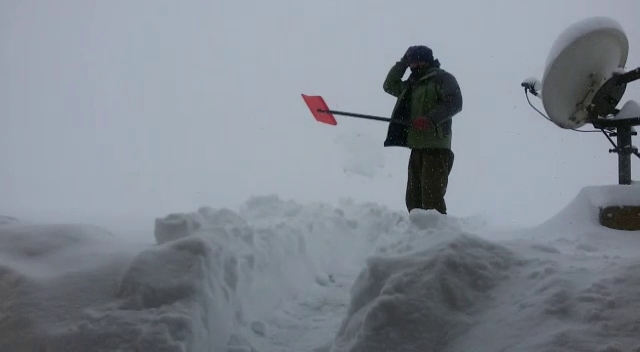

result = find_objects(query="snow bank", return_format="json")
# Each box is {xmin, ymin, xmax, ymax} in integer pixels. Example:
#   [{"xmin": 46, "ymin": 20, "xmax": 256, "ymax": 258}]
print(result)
[
  {"xmin": 0, "ymin": 197, "xmax": 330, "ymax": 351},
  {"xmin": 0, "ymin": 196, "xmax": 415, "ymax": 352},
  {"xmin": 4, "ymin": 185, "xmax": 640, "ymax": 351},
  {"xmin": 0, "ymin": 222, "xmax": 138, "ymax": 351},
  {"xmin": 330, "ymin": 210, "xmax": 518, "ymax": 352},
  {"xmin": 531, "ymin": 184, "xmax": 640, "ymax": 240},
  {"xmin": 471, "ymin": 185, "xmax": 640, "ymax": 351},
  {"xmin": 453, "ymin": 257, "xmax": 640, "ymax": 352},
  {"xmin": 329, "ymin": 185, "xmax": 640, "ymax": 352}
]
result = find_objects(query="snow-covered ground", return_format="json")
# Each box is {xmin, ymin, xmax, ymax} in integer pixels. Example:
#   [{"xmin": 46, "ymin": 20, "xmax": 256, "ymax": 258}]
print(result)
[{"xmin": 2, "ymin": 185, "xmax": 640, "ymax": 352}]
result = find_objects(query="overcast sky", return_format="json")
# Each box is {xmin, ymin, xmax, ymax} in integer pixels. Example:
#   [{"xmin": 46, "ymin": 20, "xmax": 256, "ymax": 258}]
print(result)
[{"xmin": 1, "ymin": 0, "xmax": 639, "ymax": 234}]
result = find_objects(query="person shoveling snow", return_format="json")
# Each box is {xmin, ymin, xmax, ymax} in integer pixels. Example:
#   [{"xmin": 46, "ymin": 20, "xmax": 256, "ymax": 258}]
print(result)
[
  {"xmin": 302, "ymin": 45, "xmax": 463, "ymax": 215},
  {"xmin": 382, "ymin": 45, "xmax": 463, "ymax": 215}
]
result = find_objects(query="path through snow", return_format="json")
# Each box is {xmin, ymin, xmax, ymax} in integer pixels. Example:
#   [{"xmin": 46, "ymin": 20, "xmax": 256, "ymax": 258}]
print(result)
[{"xmin": 262, "ymin": 271, "xmax": 353, "ymax": 352}]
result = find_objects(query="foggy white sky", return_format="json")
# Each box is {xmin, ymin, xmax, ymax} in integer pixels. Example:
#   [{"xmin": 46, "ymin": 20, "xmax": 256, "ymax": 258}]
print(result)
[{"xmin": 1, "ymin": 0, "xmax": 639, "ymax": 233}]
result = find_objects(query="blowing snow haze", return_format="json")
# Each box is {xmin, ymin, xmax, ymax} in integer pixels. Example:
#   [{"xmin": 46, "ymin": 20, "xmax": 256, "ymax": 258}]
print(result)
[
  {"xmin": 1, "ymin": 1, "xmax": 640, "ymax": 229},
  {"xmin": 3, "ymin": 2, "xmax": 640, "ymax": 352}
]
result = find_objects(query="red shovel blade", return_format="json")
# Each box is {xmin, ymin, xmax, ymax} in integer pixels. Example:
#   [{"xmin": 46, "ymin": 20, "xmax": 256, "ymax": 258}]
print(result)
[{"xmin": 301, "ymin": 94, "xmax": 337, "ymax": 125}]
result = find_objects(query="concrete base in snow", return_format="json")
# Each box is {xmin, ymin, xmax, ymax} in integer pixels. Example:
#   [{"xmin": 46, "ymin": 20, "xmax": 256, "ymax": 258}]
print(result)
[{"xmin": 599, "ymin": 206, "xmax": 640, "ymax": 231}]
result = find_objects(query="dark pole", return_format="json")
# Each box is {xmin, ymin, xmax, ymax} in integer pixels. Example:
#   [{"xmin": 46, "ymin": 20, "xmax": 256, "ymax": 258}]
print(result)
[
  {"xmin": 592, "ymin": 116, "xmax": 640, "ymax": 185},
  {"xmin": 317, "ymin": 109, "xmax": 411, "ymax": 126},
  {"xmin": 617, "ymin": 125, "xmax": 633, "ymax": 185}
]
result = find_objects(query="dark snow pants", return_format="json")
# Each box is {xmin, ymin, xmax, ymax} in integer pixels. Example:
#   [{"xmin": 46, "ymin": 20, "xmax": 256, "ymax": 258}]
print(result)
[{"xmin": 405, "ymin": 148, "xmax": 454, "ymax": 214}]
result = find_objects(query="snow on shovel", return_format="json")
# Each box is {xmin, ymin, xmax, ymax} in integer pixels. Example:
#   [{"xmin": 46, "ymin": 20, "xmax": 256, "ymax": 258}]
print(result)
[{"xmin": 301, "ymin": 94, "xmax": 410, "ymax": 126}]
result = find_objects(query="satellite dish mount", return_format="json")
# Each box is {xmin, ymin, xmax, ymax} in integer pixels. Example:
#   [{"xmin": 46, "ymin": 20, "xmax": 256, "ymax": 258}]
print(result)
[{"xmin": 522, "ymin": 17, "xmax": 640, "ymax": 185}]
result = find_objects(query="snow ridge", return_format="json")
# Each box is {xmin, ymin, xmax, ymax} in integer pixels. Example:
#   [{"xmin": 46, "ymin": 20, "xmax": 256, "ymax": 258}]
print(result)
[
  {"xmin": 2, "ymin": 186, "xmax": 640, "ymax": 351},
  {"xmin": 325, "ymin": 209, "xmax": 515, "ymax": 352}
]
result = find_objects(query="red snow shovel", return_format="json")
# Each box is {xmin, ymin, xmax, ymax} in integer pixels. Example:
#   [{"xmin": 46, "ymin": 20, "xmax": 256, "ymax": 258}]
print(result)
[{"xmin": 301, "ymin": 94, "xmax": 410, "ymax": 126}]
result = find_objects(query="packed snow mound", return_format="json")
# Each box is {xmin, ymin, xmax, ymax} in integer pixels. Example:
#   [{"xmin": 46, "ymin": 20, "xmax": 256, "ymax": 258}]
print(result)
[
  {"xmin": 3, "ymin": 186, "xmax": 639, "ymax": 352},
  {"xmin": 456, "ymin": 258, "xmax": 640, "ymax": 352},
  {"xmin": 329, "ymin": 186, "xmax": 640, "ymax": 352},
  {"xmin": 330, "ymin": 209, "xmax": 518, "ymax": 352},
  {"xmin": 0, "ymin": 222, "xmax": 138, "ymax": 352},
  {"xmin": 57, "ymin": 230, "xmax": 250, "ymax": 352},
  {"xmin": 529, "ymin": 184, "xmax": 640, "ymax": 240},
  {"xmin": 0, "ymin": 198, "xmax": 329, "ymax": 351},
  {"xmin": 467, "ymin": 185, "xmax": 640, "ymax": 352},
  {"xmin": 0, "ymin": 195, "xmax": 426, "ymax": 352}
]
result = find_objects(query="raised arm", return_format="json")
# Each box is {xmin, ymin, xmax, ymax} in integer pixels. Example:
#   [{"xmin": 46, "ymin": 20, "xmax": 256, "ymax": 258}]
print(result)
[{"xmin": 383, "ymin": 61, "xmax": 409, "ymax": 97}]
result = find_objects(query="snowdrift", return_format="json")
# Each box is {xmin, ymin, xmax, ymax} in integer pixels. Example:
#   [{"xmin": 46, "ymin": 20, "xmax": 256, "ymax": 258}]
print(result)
[
  {"xmin": 331, "ymin": 185, "xmax": 640, "ymax": 352},
  {"xmin": 0, "ymin": 196, "xmax": 425, "ymax": 351},
  {"xmin": 0, "ymin": 223, "xmax": 139, "ymax": 351},
  {"xmin": 533, "ymin": 184, "xmax": 640, "ymax": 238},
  {"xmin": 330, "ymin": 210, "xmax": 517, "ymax": 352},
  {"xmin": 323, "ymin": 209, "xmax": 517, "ymax": 352},
  {"xmin": 1, "ymin": 185, "xmax": 640, "ymax": 352}
]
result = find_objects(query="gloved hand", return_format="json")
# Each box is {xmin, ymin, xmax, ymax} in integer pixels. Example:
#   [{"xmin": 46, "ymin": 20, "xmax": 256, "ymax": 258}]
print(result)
[
  {"xmin": 412, "ymin": 116, "xmax": 432, "ymax": 131},
  {"xmin": 400, "ymin": 46, "xmax": 418, "ymax": 66}
]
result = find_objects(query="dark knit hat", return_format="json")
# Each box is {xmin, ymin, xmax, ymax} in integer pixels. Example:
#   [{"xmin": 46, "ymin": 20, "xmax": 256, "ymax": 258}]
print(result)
[{"xmin": 406, "ymin": 45, "xmax": 434, "ymax": 64}]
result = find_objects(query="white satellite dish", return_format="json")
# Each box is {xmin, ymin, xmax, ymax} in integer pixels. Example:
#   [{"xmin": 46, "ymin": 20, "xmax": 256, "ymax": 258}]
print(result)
[
  {"xmin": 540, "ymin": 16, "xmax": 629, "ymax": 129},
  {"xmin": 521, "ymin": 16, "xmax": 640, "ymax": 185}
]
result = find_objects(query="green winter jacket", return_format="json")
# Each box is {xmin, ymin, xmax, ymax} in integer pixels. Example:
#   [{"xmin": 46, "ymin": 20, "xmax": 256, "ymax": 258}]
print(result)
[{"xmin": 382, "ymin": 61, "xmax": 463, "ymax": 150}]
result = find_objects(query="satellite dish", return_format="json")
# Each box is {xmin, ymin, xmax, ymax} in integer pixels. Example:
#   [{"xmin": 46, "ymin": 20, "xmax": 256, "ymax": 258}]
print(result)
[
  {"xmin": 541, "ymin": 16, "xmax": 629, "ymax": 129},
  {"xmin": 521, "ymin": 16, "xmax": 640, "ymax": 185}
]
